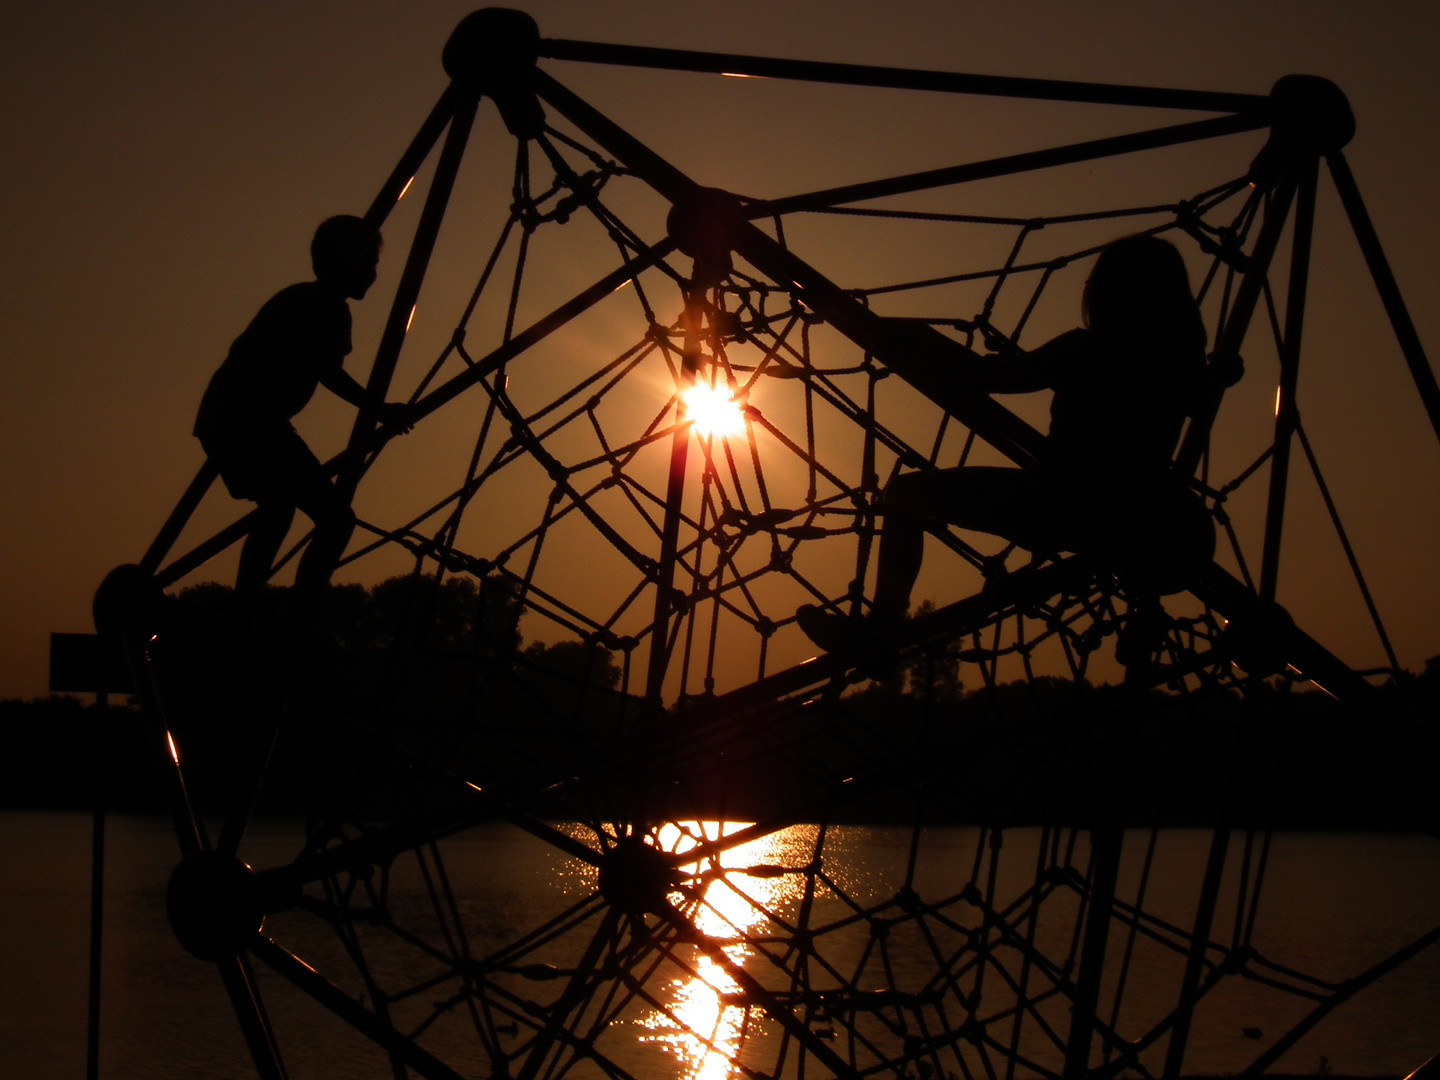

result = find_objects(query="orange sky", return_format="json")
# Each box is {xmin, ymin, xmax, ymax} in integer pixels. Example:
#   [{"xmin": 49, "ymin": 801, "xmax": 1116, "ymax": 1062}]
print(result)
[{"xmin": 3, "ymin": 0, "xmax": 1440, "ymax": 699}]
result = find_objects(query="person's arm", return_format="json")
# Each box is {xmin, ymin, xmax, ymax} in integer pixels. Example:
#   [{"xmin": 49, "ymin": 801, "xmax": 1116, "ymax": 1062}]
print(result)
[
  {"xmin": 319, "ymin": 366, "xmax": 369, "ymax": 407},
  {"xmin": 872, "ymin": 318, "xmax": 1080, "ymax": 394},
  {"xmin": 1173, "ymin": 347, "xmax": 1244, "ymax": 420},
  {"xmin": 1205, "ymin": 349, "xmax": 1245, "ymax": 391},
  {"xmin": 320, "ymin": 368, "xmax": 416, "ymax": 431},
  {"xmin": 969, "ymin": 328, "xmax": 1085, "ymax": 393}
]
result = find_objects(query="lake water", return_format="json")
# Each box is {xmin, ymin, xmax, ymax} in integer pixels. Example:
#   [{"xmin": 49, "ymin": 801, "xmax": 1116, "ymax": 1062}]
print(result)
[{"xmin": 2, "ymin": 812, "xmax": 1438, "ymax": 1079}]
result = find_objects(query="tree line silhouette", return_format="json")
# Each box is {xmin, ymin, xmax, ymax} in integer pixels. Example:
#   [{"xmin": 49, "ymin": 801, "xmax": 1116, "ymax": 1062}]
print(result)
[{"xmin": 5, "ymin": 574, "xmax": 1437, "ymax": 826}]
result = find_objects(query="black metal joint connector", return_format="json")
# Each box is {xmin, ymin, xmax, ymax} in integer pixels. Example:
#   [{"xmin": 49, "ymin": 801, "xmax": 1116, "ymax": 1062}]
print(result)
[
  {"xmin": 442, "ymin": 8, "xmax": 546, "ymax": 139},
  {"xmin": 1269, "ymin": 74, "xmax": 1356, "ymax": 154}
]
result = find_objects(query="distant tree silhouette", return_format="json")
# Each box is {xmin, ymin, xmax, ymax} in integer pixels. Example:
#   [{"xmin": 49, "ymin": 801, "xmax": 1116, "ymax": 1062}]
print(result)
[
  {"xmin": 521, "ymin": 639, "xmax": 621, "ymax": 690},
  {"xmin": 895, "ymin": 600, "xmax": 964, "ymax": 702}
]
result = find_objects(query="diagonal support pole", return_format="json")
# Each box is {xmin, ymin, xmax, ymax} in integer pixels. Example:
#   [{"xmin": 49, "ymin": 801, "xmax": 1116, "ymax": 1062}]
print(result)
[
  {"xmin": 659, "ymin": 899, "xmax": 863, "ymax": 1079},
  {"xmin": 252, "ymin": 936, "xmax": 468, "ymax": 1080},
  {"xmin": 342, "ymin": 91, "xmax": 481, "ymax": 492},
  {"xmin": 757, "ymin": 112, "xmax": 1268, "ymax": 218},
  {"xmin": 218, "ymin": 954, "xmax": 291, "ymax": 1080},
  {"xmin": 514, "ymin": 908, "xmax": 623, "ymax": 1080},
  {"xmin": 1175, "ymin": 147, "xmax": 1304, "ymax": 477},
  {"xmin": 532, "ymin": 68, "xmax": 1046, "ymax": 467},
  {"xmin": 1326, "ymin": 149, "xmax": 1440, "ymax": 453},
  {"xmin": 1063, "ymin": 823, "xmax": 1124, "ymax": 1080},
  {"xmin": 138, "ymin": 460, "xmax": 218, "ymax": 576},
  {"xmin": 1258, "ymin": 152, "xmax": 1320, "ymax": 602}
]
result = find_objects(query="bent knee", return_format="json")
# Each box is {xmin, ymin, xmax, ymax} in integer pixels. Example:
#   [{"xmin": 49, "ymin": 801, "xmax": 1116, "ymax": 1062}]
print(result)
[
  {"xmin": 305, "ymin": 494, "xmax": 355, "ymax": 531},
  {"xmin": 882, "ymin": 470, "xmax": 936, "ymax": 516}
]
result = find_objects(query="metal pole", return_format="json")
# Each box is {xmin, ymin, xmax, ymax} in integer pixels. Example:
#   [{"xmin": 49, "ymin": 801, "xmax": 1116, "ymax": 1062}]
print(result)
[
  {"xmin": 138, "ymin": 461, "xmax": 218, "ymax": 575},
  {"xmin": 757, "ymin": 112, "xmax": 1268, "ymax": 218},
  {"xmin": 1176, "ymin": 150, "xmax": 1303, "ymax": 478},
  {"xmin": 342, "ymin": 92, "xmax": 481, "ymax": 491},
  {"xmin": 644, "ymin": 294, "xmax": 703, "ymax": 704},
  {"xmin": 219, "ymin": 92, "xmax": 483, "ymax": 859},
  {"xmin": 1258, "ymin": 153, "xmax": 1319, "ymax": 601},
  {"xmin": 539, "ymin": 38, "xmax": 1268, "ymax": 115},
  {"xmin": 117, "ymin": 631, "xmax": 291, "ymax": 1079},
  {"xmin": 531, "ymin": 69, "xmax": 1047, "ymax": 467},
  {"xmin": 1326, "ymin": 149, "xmax": 1440, "ymax": 452},
  {"xmin": 117, "ymin": 632, "xmax": 205, "ymax": 857},
  {"xmin": 361, "ymin": 84, "xmax": 463, "ymax": 238},
  {"xmin": 251, "ymin": 936, "xmax": 469, "ymax": 1080},
  {"xmin": 1189, "ymin": 563, "xmax": 1395, "ymax": 718},
  {"xmin": 1062, "ymin": 823, "xmax": 1124, "ymax": 1080},
  {"xmin": 217, "ymin": 955, "xmax": 291, "ymax": 1080},
  {"xmin": 86, "ymin": 691, "xmax": 107, "ymax": 1080},
  {"xmin": 1162, "ymin": 784, "xmax": 1236, "ymax": 1078}
]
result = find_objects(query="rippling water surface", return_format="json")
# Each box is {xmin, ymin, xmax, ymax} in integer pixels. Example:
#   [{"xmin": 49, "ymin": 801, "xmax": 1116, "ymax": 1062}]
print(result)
[{"xmin": 3, "ymin": 812, "xmax": 1437, "ymax": 1079}]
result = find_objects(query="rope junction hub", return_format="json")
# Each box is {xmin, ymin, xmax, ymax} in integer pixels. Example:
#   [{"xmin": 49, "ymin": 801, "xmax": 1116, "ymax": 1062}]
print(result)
[
  {"xmin": 166, "ymin": 851, "xmax": 266, "ymax": 963},
  {"xmin": 596, "ymin": 836, "xmax": 684, "ymax": 916}
]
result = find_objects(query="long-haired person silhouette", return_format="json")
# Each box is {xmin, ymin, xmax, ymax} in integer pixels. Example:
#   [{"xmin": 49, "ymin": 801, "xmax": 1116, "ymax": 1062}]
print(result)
[
  {"xmin": 799, "ymin": 234, "xmax": 1235, "ymax": 653},
  {"xmin": 193, "ymin": 216, "xmax": 411, "ymax": 616}
]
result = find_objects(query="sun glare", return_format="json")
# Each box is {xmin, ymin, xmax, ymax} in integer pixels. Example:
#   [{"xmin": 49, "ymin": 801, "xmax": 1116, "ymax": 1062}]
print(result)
[
  {"xmin": 632, "ymin": 821, "xmax": 810, "ymax": 1080},
  {"xmin": 683, "ymin": 383, "xmax": 746, "ymax": 439}
]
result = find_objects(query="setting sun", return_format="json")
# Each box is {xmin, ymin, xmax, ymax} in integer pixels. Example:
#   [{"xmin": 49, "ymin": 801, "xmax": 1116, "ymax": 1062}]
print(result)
[{"xmin": 682, "ymin": 383, "xmax": 746, "ymax": 439}]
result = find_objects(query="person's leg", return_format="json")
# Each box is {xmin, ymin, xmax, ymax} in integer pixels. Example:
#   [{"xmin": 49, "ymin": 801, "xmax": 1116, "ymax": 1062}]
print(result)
[
  {"xmin": 796, "ymin": 466, "xmax": 1034, "ymax": 654},
  {"xmin": 872, "ymin": 466, "xmax": 1036, "ymax": 618},
  {"xmin": 870, "ymin": 471, "xmax": 938, "ymax": 623},
  {"xmin": 289, "ymin": 471, "xmax": 356, "ymax": 614},
  {"xmin": 236, "ymin": 501, "xmax": 294, "ymax": 598}
]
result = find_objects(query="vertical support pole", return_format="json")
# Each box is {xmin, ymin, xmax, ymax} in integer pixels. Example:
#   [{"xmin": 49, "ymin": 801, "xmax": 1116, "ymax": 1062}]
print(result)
[
  {"xmin": 86, "ymin": 690, "xmax": 107, "ymax": 1080},
  {"xmin": 1063, "ymin": 823, "xmax": 1124, "ymax": 1080},
  {"xmin": 1163, "ymin": 688, "xmax": 1251, "ymax": 1080},
  {"xmin": 1258, "ymin": 153, "xmax": 1319, "ymax": 601},
  {"xmin": 1162, "ymin": 823, "xmax": 1232, "ymax": 1078},
  {"xmin": 1065, "ymin": 673, "xmax": 1147, "ymax": 1079},
  {"xmin": 341, "ymin": 92, "xmax": 481, "ymax": 493},
  {"xmin": 116, "ymin": 628, "xmax": 290, "ymax": 1079},
  {"xmin": 1327, "ymin": 149, "xmax": 1440, "ymax": 451},
  {"xmin": 1175, "ymin": 150, "xmax": 1303, "ymax": 478},
  {"xmin": 645, "ymin": 293, "xmax": 703, "ymax": 704}
]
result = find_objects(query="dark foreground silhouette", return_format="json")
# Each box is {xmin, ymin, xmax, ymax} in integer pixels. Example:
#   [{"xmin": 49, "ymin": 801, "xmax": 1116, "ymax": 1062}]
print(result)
[
  {"xmin": 193, "ymin": 215, "xmax": 412, "ymax": 616},
  {"xmin": 10, "ymin": 574, "xmax": 1439, "ymax": 827},
  {"xmin": 799, "ymin": 235, "xmax": 1239, "ymax": 655}
]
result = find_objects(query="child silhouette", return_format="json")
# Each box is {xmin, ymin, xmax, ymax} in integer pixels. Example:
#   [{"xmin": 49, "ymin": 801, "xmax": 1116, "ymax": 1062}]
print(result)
[
  {"xmin": 799, "ymin": 234, "xmax": 1234, "ymax": 652},
  {"xmin": 194, "ymin": 215, "xmax": 411, "ymax": 610}
]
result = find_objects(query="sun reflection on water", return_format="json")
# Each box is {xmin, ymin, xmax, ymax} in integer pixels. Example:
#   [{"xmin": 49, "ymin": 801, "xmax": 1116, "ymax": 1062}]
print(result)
[{"xmin": 636, "ymin": 821, "xmax": 807, "ymax": 1080}]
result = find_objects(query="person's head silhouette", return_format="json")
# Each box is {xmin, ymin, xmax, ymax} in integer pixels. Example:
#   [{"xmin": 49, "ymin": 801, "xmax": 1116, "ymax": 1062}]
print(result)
[
  {"xmin": 311, "ymin": 215, "xmax": 383, "ymax": 300},
  {"xmin": 1082, "ymin": 234, "xmax": 1206, "ymax": 352}
]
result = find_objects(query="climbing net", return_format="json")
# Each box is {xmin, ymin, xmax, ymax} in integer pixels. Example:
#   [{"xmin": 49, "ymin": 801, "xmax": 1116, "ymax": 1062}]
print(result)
[
  {"xmin": 124, "ymin": 24, "xmax": 1439, "ymax": 1080},
  {"xmin": 322, "ymin": 138, "xmax": 1260, "ymax": 702}
]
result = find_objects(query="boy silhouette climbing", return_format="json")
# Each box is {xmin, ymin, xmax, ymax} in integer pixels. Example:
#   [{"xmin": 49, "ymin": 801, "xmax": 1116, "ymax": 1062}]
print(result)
[
  {"xmin": 194, "ymin": 215, "xmax": 411, "ymax": 613},
  {"xmin": 798, "ymin": 234, "xmax": 1239, "ymax": 653}
]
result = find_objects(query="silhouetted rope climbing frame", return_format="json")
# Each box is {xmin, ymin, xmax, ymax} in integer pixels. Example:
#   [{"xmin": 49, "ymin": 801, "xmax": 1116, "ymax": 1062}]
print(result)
[{"xmin": 93, "ymin": 12, "xmax": 1440, "ymax": 1080}]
